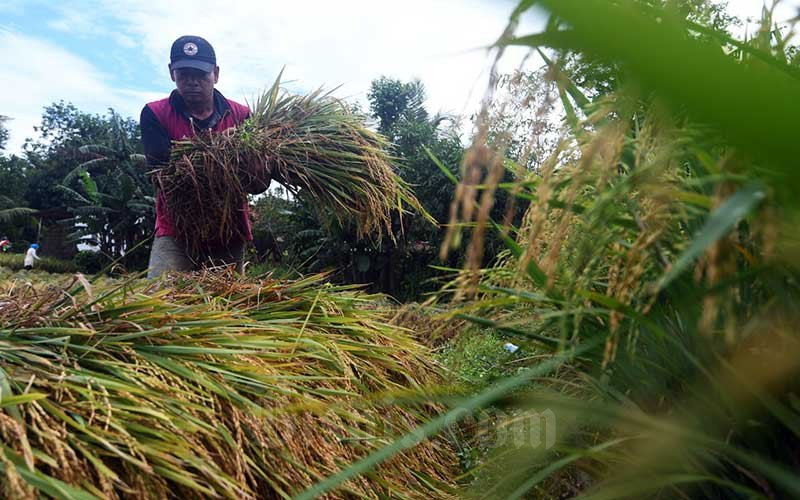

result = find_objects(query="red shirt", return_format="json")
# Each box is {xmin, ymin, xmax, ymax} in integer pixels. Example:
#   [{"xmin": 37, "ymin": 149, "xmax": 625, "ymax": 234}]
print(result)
[{"xmin": 140, "ymin": 89, "xmax": 253, "ymax": 240}]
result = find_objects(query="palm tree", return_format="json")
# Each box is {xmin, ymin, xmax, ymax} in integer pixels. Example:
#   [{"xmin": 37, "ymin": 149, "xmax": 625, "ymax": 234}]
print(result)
[
  {"xmin": 59, "ymin": 112, "xmax": 154, "ymax": 262},
  {"xmin": 0, "ymin": 196, "xmax": 36, "ymax": 224}
]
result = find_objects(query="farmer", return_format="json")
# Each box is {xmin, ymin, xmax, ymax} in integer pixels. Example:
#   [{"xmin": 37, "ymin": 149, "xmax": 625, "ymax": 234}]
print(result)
[
  {"xmin": 0, "ymin": 236, "xmax": 10, "ymax": 253},
  {"xmin": 140, "ymin": 35, "xmax": 271, "ymax": 278},
  {"xmin": 24, "ymin": 243, "xmax": 40, "ymax": 270}
]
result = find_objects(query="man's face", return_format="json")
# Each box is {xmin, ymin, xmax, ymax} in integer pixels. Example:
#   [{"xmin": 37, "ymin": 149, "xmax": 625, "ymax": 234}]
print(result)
[{"xmin": 170, "ymin": 66, "xmax": 219, "ymax": 106}]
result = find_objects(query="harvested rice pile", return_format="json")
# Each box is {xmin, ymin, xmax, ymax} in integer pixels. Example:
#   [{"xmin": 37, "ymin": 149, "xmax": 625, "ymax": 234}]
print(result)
[
  {"xmin": 156, "ymin": 73, "xmax": 425, "ymax": 254},
  {"xmin": 0, "ymin": 271, "xmax": 456, "ymax": 499}
]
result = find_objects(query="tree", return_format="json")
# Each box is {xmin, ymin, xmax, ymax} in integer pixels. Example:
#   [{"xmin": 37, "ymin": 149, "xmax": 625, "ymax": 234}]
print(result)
[
  {"xmin": 6, "ymin": 102, "xmax": 154, "ymax": 263},
  {"xmin": 0, "ymin": 116, "xmax": 38, "ymax": 246},
  {"xmin": 254, "ymin": 78, "xmax": 466, "ymax": 300},
  {"xmin": 367, "ymin": 78, "xmax": 430, "ymax": 135},
  {"xmin": 0, "ymin": 191, "xmax": 38, "ymax": 247},
  {"xmin": 0, "ymin": 155, "xmax": 30, "ymax": 207},
  {"xmin": 484, "ymin": 69, "xmax": 562, "ymax": 171},
  {"xmin": 0, "ymin": 115, "xmax": 9, "ymax": 152},
  {"xmin": 57, "ymin": 111, "xmax": 154, "ymax": 266},
  {"xmin": 368, "ymin": 77, "xmax": 462, "ymax": 227},
  {"xmin": 23, "ymin": 102, "xmax": 125, "ymax": 214}
]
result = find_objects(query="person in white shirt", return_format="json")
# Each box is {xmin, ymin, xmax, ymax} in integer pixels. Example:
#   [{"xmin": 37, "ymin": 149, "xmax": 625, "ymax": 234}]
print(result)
[{"xmin": 24, "ymin": 244, "xmax": 41, "ymax": 270}]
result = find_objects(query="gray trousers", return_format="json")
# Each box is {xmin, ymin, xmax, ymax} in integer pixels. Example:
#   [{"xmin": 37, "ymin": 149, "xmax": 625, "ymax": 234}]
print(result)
[{"xmin": 147, "ymin": 236, "xmax": 246, "ymax": 278}]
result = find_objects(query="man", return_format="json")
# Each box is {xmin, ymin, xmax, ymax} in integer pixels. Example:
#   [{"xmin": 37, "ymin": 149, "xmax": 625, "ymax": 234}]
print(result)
[
  {"xmin": 0, "ymin": 236, "xmax": 10, "ymax": 253},
  {"xmin": 140, "ymin": 35, "xmax": 270, "ymax": 278},
  {"xmin": 24, "ymin": 243, "xmax": 40, "ymax": 270}
]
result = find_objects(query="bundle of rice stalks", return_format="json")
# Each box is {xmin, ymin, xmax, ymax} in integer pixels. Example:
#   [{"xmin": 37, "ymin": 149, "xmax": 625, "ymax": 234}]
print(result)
[
  {"xmin": 156, "ymin": 72, "xmax": 426, "ymax": 254},
  {"xmin": 0, "ymin": 270, "xmax": 456, "ymax": 499}
]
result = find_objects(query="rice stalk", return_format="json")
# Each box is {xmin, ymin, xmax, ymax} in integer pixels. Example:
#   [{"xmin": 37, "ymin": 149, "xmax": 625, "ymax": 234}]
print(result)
[
  {"xmin": 0, "ymin": 270, "xmax": 456, "ymax": 499},
  {"xmin": 155, "ymin": 72, "xmax": 428, "ymax": 255}
]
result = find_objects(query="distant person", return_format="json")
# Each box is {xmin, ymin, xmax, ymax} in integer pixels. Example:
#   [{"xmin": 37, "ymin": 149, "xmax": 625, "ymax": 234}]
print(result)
[
  {"xmin": 24, "ymin": 243, "xmax": 40, "ymax": 270},
  {"xmin": 0, "ymin": 236, "xmax": 10, "ymax": 253},
  {"xmin": 140, "ymin": 35, "xmax": 271, "ymax": 278}
]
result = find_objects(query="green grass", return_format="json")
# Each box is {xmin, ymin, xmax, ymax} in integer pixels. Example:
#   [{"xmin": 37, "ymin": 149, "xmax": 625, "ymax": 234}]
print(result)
[
  {"xmin": 0, "ymin": 253, "xmax": 77, "ymax": 273},
  {"xmin": 437, "ymin": 328, "xmax": 524, "ymax": 386}
]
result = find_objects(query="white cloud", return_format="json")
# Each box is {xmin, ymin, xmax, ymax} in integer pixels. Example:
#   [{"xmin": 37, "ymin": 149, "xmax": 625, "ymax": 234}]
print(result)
[
  {"xmin": 99, "ymin": 0, "xmax": 534, "ymax": 118},
  {"xmin": 1, "ymin": 0, "xmax": 539, "ymax": 153},
  {"xmin": 10, "ymin": 0, "xmax": 788, "ymax": 157},
  {"xmin": 0, "ymin": 29, "xmax": 161, "ymax": 153}
]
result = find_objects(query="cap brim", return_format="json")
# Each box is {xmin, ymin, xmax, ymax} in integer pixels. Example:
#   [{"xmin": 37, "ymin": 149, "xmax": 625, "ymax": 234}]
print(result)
[{"xmin": 170, "ymin": 59, "xmax": 215, "ymax": 72}]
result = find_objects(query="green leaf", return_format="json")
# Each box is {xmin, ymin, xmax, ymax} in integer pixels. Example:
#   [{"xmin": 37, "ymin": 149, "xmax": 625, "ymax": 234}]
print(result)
[
  {"xmin": 657, "ymin": 182, "xmax": 765, "ymax": 290},
  {"xmin": 455, "ymin": 313, "xmax": 561, "ymax": 348},
  {"xmin": 515, "ymin": 0, "xmax": 800, "ymax": 192},
  {"xmin": 424, "ymin": 145, "xmax": 459, "ymax": 184},
  {"xmin": 492, "ymin": 220, "xmax": 548, "ymax": 289},
  {"xmin": 79, "ymin": 169, "xmax": 100, "ymax": 204},
  {"xmin": 0, "ymin": 393, "xmax": 48, "ymax": 408},
  {"xmin": 0, "ymin": 207, "xmax": 37, "ymax": 224}
]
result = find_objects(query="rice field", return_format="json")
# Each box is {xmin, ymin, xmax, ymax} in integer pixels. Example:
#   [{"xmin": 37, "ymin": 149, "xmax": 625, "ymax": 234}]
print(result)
[
  {"xmin": 0, "ymin": 254, "xmax": 77, "ymax": 274},
  {"xmin": 3, "ymin": 1, "xmax": 800, "ymax": 499},
  {"xmin": 0, "ymin": 269, "xmax": 458, "ymax": 499}
]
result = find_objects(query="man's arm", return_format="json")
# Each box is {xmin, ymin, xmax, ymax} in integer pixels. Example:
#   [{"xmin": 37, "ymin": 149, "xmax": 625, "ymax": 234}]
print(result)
[{"xmin": 140, "ymin": 106, "xmax": 171, "ymax": 166}]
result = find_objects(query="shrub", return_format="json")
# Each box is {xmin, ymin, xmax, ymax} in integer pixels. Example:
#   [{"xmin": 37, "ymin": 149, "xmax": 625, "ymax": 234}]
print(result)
[{"xmin": 72, "ymin": 249, "xmax": 104, "ymax": 274}]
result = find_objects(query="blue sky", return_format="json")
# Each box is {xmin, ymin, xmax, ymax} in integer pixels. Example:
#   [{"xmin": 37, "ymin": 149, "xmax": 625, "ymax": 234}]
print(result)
[
  {"xmin": 0, "ymin": 0, "xmax": 795, "ymax": 153},
  {"xmin": 0, "ymin": 0, "xmax": 528, "ymax": 153}
]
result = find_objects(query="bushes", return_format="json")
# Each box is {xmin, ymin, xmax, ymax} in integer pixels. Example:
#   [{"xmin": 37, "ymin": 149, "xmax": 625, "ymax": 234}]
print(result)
[
  {"xmin": 0, "ymin": 249, "xmax": 122, "ymax": 275},
  {"xmin": 0, "ymin": 249, "xmax": 104, "ymax": 274},
  {"xmin": 72, "ymin": 249, "xmax": 104, "ymax": 274}
]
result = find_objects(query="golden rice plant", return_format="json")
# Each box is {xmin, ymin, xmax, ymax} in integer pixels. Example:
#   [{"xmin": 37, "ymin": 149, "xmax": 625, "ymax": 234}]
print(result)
[{"xmin": 0, "ymin": 270, "xmax": 456, "ymax": 499}]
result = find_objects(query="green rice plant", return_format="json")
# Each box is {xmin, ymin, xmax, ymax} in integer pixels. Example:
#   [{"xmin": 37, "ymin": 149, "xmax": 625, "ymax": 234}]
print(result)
[
  {"xmin": 0, "ymin": 270, "xmax": 456, "ymax": 499},
  {"xmin": 156, "ymin": 72, "xmax": 429, "ymax": 255},
  {"xmin": 300, "ymin": 2, "xmax": 800, "ymax": 498}
]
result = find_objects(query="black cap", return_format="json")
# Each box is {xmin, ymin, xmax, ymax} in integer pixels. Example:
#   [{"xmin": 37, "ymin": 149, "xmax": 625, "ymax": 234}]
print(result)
[{"xmin": 170, "ymin": 35, "xmax": 216, "ymax": 73}]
